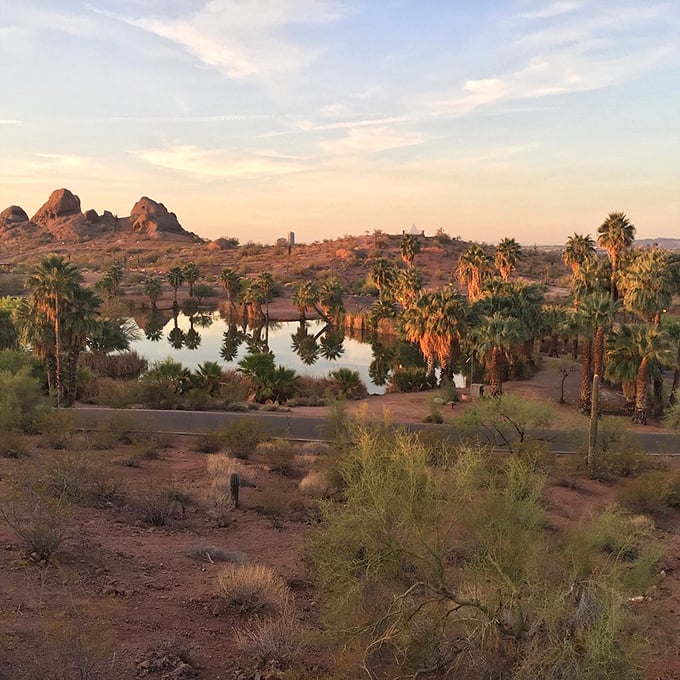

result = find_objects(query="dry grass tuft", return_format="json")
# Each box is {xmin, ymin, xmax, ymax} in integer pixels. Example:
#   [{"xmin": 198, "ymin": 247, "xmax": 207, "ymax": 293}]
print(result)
[{"xmin": 216, "ymin": 564, "xmax": 291, "ymax": 615}]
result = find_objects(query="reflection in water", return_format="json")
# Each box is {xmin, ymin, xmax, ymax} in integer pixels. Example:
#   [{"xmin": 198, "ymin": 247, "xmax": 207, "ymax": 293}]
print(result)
[{"xmin": 131, "ymin": 312, "xmax": 436, "ymax": 394}]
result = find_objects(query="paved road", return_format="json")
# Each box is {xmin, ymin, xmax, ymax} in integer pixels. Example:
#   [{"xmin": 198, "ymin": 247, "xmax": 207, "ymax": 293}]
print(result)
[{"xmin": 71, "ymin": 406, "xmax": 680, "ymax": 455}]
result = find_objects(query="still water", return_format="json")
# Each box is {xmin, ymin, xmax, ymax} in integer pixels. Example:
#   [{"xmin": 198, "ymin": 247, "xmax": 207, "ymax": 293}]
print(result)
[{"xmin": 129, "ymin": 312, "xmax": 388, "ymax": 394}]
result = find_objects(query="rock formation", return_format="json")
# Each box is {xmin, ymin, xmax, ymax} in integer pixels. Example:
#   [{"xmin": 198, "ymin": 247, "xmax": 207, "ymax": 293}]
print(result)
[
  {"xmin": 130, "ymin": 197, "xmax": 185, "ymax": 237},
  {"xmin": 0, "ymin": 205, "xmax": 29, "ymax": 225}
]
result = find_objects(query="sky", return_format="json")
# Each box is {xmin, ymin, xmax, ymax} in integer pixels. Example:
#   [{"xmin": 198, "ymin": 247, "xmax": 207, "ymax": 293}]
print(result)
[{"xmin": 1, "ymin": 0, "xmax": 679, "ymax": 245}]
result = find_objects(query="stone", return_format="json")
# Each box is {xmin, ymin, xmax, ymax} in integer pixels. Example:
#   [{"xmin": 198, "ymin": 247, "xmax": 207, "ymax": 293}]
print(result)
[
  {"xmin": 31, "ymin": 188, "xmax": 81, "ymax": 222},
  {"xmin": 130, "ymin": 196, "xmax": 185, "ymax": 236},
  {"xmin": 0, "ymin": 205, "xmax": 29, "ymax": 224}
]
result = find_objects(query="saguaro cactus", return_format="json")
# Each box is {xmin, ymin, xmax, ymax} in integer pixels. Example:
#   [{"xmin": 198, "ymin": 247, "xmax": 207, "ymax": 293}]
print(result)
[{"xmin": 230, "ymin": 472, "xmax": 240, "ymax": 508}]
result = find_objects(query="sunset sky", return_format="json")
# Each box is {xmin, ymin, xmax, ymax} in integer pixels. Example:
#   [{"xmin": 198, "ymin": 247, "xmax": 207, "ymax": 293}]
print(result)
[{"xmin": 1, "ymin": 0, "xmax": 679, "ymax": 245}]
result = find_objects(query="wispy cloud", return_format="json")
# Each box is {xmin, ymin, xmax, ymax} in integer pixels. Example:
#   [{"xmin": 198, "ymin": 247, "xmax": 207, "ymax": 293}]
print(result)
[
  {"xmin": 440, "ymin": 1, "xmax": 679, "ymax": 115},
  {"xmin": 319, "ymin": 126, "xmax": 424, "ymax": 156},
  {"xmin": 0, "ymin": 119, "xmax": 23, "ymax": 126},
  {"xmin": 109, "ymin": 0, "xmax": 346, "ymax": 79},
  {"xmin": 130, "ymin": 144, "xmax": 304, "ymax": 179}
]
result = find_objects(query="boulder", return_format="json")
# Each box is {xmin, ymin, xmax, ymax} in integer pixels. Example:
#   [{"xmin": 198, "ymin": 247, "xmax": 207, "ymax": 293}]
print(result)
[
  {"xmin": 130, "ymin": 197, "xmax": 185, "ymax": 236},
  {"xmin": 85, "ymin": 208, "xmax": 99, "ymax": 222},
  {"xmin": 0, "ymin": 205, "xmax": 29, "ymax": 224},
  {"xmin": 32, "ymin": 188, "xmax": 82, "ymax": 223}
]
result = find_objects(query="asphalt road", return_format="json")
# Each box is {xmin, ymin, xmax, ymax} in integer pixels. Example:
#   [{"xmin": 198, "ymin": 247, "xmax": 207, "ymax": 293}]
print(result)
[{"xmin": 71, "ymin": 406, "xmax": 680, "ymax": 455}]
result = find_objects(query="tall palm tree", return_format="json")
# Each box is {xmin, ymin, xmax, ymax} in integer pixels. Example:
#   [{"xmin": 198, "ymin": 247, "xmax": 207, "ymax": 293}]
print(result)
[
  {"xmin": 257, "ymin": 272, "xmax": 275, "ymax": 320},
  {"xmin": 182, "ymin": 262, "xmax": 200, "ymax": 298},
  {"xmin": 402, "ymin": 288, "xmax": 468, "ymax": 382},
  {"xmin": 62, "ymin": 286, "xmax": 101, "ymax": 405},
  {"xmin": 597, "ymin": 212, "xmax": 635, "ymax": 300},
  {"xmin": 369, "ymin": 257, "xmax": 397, "ymax": 300},
  {"xmin": 563, "ymin": 233, "xmax": 596, "ymax": 274},
  {"xmin": 579, "ymin": 291, "xmax": 621, "ymax": 381},
  {"xmin": 494, "ymin": 237, "xmax": 522, "ymax": 282},
  {"xmin": 631, "ymin": 325, "xmax": 674, "ymax": 424},
  {"xmin": 400, "ymin": 233, "xmax": 421, "ymax": 267},
  {"xmin": 394, "ymin": 267, "xmax": 423, "ymax": 310},
  {"xmin": 166, "ymin": 266, "xmax": 185, "ymax": 306},
  {"xmin": 620, "ymin": 246, "xmax": 678, "ymax": 325},
  {"xmin": 605, "ymin": 324, "xmax": 640, "ymax": 415},
  {"xmin": 15, "ymin": 297, "xmax": 57, "ymax": 394},
  {"xmin": 143, "ymin": 276, "xmax": 163, "ymax": 310},
  {"xmin": 473, "ymin": 312, "xmax": 523, "ymax": 396},
  {"xmin": 219, "ymin": 268, "xmax": 243, "ymax": 314},
  {"xmin": 241, "ymin": 281, "xmax": 266, "ymax": 321},
  {"xmin": 456, "ymin": 244, "xmax": 493, "ymax": 301},
  {"xmin": 292, "ymin": 280, "xmax": 319, "ymax": 322},
  {"xmin": 27, "ymin": 255, "xmax": 84, "ymax": 405}
]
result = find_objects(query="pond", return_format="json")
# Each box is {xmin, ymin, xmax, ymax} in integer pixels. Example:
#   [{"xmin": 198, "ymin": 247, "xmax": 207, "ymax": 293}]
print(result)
[{"xmin": 129, "ymin": 311, "xmax": 397, "ymax": 394}]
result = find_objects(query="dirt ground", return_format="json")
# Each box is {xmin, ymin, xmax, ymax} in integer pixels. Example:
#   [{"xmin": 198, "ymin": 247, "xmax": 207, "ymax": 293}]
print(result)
[{"xmin": 1, "ymin": 383, "xmax": 679, "ymax": 679}]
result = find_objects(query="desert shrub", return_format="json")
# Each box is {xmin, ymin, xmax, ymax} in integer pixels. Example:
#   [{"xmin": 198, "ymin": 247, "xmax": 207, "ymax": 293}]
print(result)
[
  {"xmin": 136, "ymin": 482, "xmax": 182, "ymax": 526},
  {"xmin": 100, "ymin": 411, "xmax": 144, "ymax": 445},
  {"xmin": 218, "ymin": 371, "xmax": 252, "ymax": 404},
  {"xmin": 0, "ymin": 488, "xmax": 71, "ymax": 561},
  {"xmin": 662, "ymin": 400, "xmax": 680, "ymax": 430},
  {"xmin": 585, "ymin": 418, "xmax": 653, "ymax": 480},
  {"xmin": 388, "ymin": 366, "xmax": 435, "ymax": 393},
  {"xmin": 459, "ymin": 392, "xmax": 555, "ymax": 453},
  {"xmin": 299, "ymin": 471, "xmax": 329, "ymax": 498},
  {"xmin": 254, "ymin": 488, "xmax": 290, "ymax": 522},
  {"xmin": 0, "ymin": 348, "xmax": 40, "ymax": 374},
  {"xmin": 80, "ymin": 351, "xmax": 148, "ymax": 378},
  {"xmin": 192, "ymin": 432, "xmax": 222, "ymax": 454},
  {"xmin": 216, "ymin": 564, "xmax": 291, "ymax": 615},
  {"xmin": 83, "ymin": 376, "xmax": 142, "ymax": 408},
  {"xmin": 37, "ymin": 409, "xmax": 75, "ymax": 450},
  {"xmin": 205, "ymin": 454, "xmax": 242, "ymax": 525},
  {"xmin": 218, "ymin": 419, "xmax": 267, "ymax": 459},
  {"xmin": 256, "ymin": 440, "xmax": 297, "ymax": 475},
  {"xmin": 0, "ymin": 430, "xmax": 29, "ymax": 458},
  {"xmin": 235, "ymin": 613, "xmax": 301, "ymax": 669},
  {"xmin": 39, "ymin": 454, "xmax": 123, "ymax": 507},
  {"xmin": 307, "ymin": 430, "xmax": 660, "ymax": 679},
  {"xmin": 0, "ymin": 368, "xmax": 48, "ymax": 433},
  {"xmin": 618, "ymin": 471, "xmax": 680, "ymax": 515}
]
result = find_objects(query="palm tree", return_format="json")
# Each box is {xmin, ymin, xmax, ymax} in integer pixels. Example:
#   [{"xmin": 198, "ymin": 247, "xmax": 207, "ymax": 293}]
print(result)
[
  {"xmin": 219, "ymin": 268, "xmax": 243, "ymax": 313},
  {"xmin": 605, "ymin": 324, "xmax": 640, "ymax": 415},
  {"xmin": 241, "ymin": 281, "xmax": 266, "ymax": 321},
  {"xmin": 193, "ymin": 361, "xmax": 223, "ymax": 395},
  {"xmin": 402, "ymin": 288, "xmax": 468, "ymax": 382},
  {"xmin": 563, "ymin": 233, "xmax": 596, "ymax": 274},
  {"xmin": 62, "ymin": 286, "xmax": 101, "ymax": 405},
  {"xmin": 620, "ymin": 246, "xmax": 678, "ymax": 325},
  {"xmin": 597, "ymin": 212, "xmax": 635, "ymax": 300},
  {"xmin": 318, "ymin": 276, "xmax": 345, "ymax": 321},
  {"xmin": 27, "ymin": 255, "xmax": 84, "ymax": 405},
  {"xmin": 570, "ymin": 255, "xmax": 612, "ymax": 310},
  {"xmin": 292, "ymin": 280, "xmax": 319, "ymax": 322},
  {"xmin": 257, "ymin": 272, "xmax": 275, "ymax": 320},
  {"xmin": 631, "ymin": 325, "xmax": 674, "ymax": 424},
  {"xmin": 182, "ymin": 262, "xmax": 200, "ymax": 299},
  {"xmin": 166, "ymin": 266, "xmax": 185, "ymax": 306},
  {"xmin": 369, "ymin": 258, "xmax": 397, "ymax": 300},
  {"xmin": 494, "ymin": 237, "xmax": 522, "ymax": 282},
  {"xmin": 400, "ymin": 233, "xmax": 421, "ymax": 267},
  {"xmin": 473, "ymin": 312, "xmax": 523, "ymax": 396},
  {"xmin": 143, "ymin": 276, "xmax": 163, "ymax": 310},
  {"xmin": 456, "ymin": 244, "xmax": 493, "ymax": 301},
  {"xmin": 579, "ymin": 291, "xmax": 621, "ymax": 381},
  {"xmin": 394, "ymin": 267, "xmax": 423, "ymax": 310},
  {"xmin": 15, "ymin": 297, "xmax": 57, "ymax": 395}
]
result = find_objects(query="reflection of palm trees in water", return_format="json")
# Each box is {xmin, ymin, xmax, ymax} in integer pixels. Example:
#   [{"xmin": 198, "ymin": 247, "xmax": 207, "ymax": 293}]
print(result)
[
  {"xmin": 369, "ymin": 337, "xmax": 394, "ymax": 386},
  {"xmin": 220, "ymin": 323, "xmax": 246, "ymax": 362},
  {"xmin": 319, "ymin": 327, "xmax": 345, "ymax": 360},
  {"xmin": 291, "ymin": 322, "xmax": 346, "ymax": 366},
  {"xmin": 168, "ymin": 309, "xmax": 186, "ymax": 349},
  {"xmin": 291, "ymin": 322, "xmax": 320, "ymax": 365},
  {"xmin": 145, "ymin": 310, "xmax": 165, "ymax": 342}
]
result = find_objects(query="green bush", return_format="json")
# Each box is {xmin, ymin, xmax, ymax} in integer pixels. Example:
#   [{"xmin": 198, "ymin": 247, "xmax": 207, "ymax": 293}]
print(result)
[
  {"xmin": 618, "ymin": 471, "xmax": 680, "ymax": 515},
  {"xmin": 0, "ymin": 368, "xmax": 48, "ymax": 433},
  {"xmin": 219, "ymin": 419, "xmax": 267, "ymax": 460},
  {"xmin": 307, "ymin": 430, "xmax": 660, "ymax": 679}
]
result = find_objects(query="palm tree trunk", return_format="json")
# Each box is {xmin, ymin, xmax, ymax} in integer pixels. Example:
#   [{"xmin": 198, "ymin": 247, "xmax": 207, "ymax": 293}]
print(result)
[
  {"xmin": 45, "ymin": 352, "xmax": 57, "ymax": 395},
  {"xmin": 633, "ymin": 357, "xmax": 649, "ymax": 425},
  {"xmin": 65, "ymin": 346, "xmax": 80, "ymax": 406},
  {"xmin": 579, "ymin": 336, "xmax": 593, "ymax": 414},
  {"xmin": 490, "ymin": 347, "xmax": 503, "ymax": 396},
  {"xmin": 593, "ymin": 326, "xmax": 605, "ymax": 379},
  {"xmin": 54, "ymin": 301, "xmax": 64, "ymax": 406},
  {"xmin": 549, "ymin": 332, "xmax": 559, "ymax": 357}
]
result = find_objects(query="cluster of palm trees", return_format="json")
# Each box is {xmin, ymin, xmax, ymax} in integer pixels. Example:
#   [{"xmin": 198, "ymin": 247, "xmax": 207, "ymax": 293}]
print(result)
[
  {"xmin": 15, "ymin": 255, "xmax": 133, "ymax": 406},
  {"xmin": 563, "ymin": 212, "xmax": 680, "ymax": 423}
]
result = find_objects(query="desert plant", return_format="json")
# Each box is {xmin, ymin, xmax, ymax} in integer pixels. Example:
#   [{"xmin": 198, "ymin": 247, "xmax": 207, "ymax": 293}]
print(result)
[
  {"xmin": 256, "ymin": 440, "xmax": 297, "ymax": 475},
  {"xmin": 0, "ymin": 430, "xmax": 29, "ymax": 458},
  {"xmin": 183, "ymin": 544, "xmax": 246, "ymax": 563},
  {"xmin": 136, "ymin": 482, "xmax": 182, "ymax": 526},
  {"xmin": 37, "ymin": 409, "xmax": 76, "ymax": 450},
  {"xmin": 216, "ymin": 564, "xmax": 291, "ymax": 615},
  {"xmin": 0, "ymin": 489, "xmax": 71, "ymax": 561},
  {"xmin": 218, "ymin": 419, "xmax": 267, "ymax": 459},
  {"xmin": 235, "ymin": 612, "xmax": 301, "ymax": 669},
  {"xmin": 0, "ymin": 368, "xmax": 48, "ymax": 433},
  {"xmin": 192, "ymin": 432, "xmax": 222, "ymax": 454}
]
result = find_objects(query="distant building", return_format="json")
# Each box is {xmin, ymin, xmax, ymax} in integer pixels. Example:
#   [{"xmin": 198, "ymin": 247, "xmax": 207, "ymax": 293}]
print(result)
[{"xmin": 288, "ymin": 231, "xmax": 295, "ymax": 246}]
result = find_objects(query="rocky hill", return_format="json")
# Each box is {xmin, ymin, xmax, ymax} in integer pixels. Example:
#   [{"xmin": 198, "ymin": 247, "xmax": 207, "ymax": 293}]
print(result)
[{"xmin": 0, "ymin": 188, "xmax": 201, "ymax": 244}]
